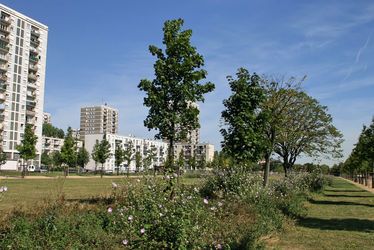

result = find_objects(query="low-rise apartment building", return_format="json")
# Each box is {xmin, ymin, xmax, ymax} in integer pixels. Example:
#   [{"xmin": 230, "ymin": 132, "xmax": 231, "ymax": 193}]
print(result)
[{"xmin": 42, "ymin": 136, "xmax": 83, "ymax": 155}]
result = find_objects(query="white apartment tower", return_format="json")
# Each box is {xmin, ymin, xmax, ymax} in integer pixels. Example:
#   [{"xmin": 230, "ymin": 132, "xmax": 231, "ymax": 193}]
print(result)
[
  {"xmin": 80, "ymin": 104, "xmax": 119, "ymax": 140},
  {"xmin": 0, "ymin": 4, "xmax": 48, "ymax": 170}
]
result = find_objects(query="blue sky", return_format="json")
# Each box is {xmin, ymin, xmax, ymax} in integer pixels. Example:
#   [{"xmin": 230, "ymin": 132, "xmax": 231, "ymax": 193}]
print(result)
[{"xmin": 3, "ymin": 0, "xmax": 374, "ymax": 165}]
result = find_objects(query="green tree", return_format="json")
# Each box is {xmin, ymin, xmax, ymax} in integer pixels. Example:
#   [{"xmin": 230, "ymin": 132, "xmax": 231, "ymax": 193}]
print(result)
[
  {"xmin": 220, "ymin": 68, "xmax": 268, "ymax": 168},
  {"xmin": 41, "ymin": 151, "xmax": 52, "ymax": 169},
  {"xmin": 115, "ymin": 144, "xmax": 124, "ymax": 175},
  {"xmin": 261, "ymin": 76, "xmax": 303, "ymax": 185},
  {"xmin": 122, "ymin": 141, "xmax": 134, "ymax": 176},
  {"xmin": 42, "ymin": 123, "xmax": 65, "ymax": 138},
  {"xmin": 91, "ymin": 140, "xmax": 100, "ymax": 174},
  {"xmin": 274, "ymin": 91, "xmax": 343, "ymax": 176},
  {"xmin": 135, "ymin": 151, "xmax": 142, "ymax": 173},
  {"xmin": 60, "ymin": 127, "xmax": 77, "ymax": 177},
  {"xmin": 138, "ymin": 18, "xmax": 215, "ymax": 171},
  {"xmin": 51, "ymin": 151, "xmax": 63, "ymax": 171},
  {"xmin": 96, "ymin": 135, "xmax": 111, "ymax": 178},
  {"xmin": 0, "ymin": 148, "xmax": 6, "ymax": 172},
  {"xmin": 77, "ymin": 146, "xmax": 90, "ymax": 173},
  {"xmin": 143, "ymin": 146, "xmax": 157, "ymax": 172},
  {"xmin": 17, "ymin": 124, "xmax": 37, "ymax": 178}
]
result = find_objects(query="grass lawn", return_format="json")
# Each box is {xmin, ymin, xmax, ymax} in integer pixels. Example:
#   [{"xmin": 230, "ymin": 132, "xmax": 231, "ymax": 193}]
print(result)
[
  {"xmin": 0, "ymin": 176, "xmax": 203, "ymax": 211},
  {"xmin": 268, "ymin": 178, "xmax": 374, "ymax": 249}
]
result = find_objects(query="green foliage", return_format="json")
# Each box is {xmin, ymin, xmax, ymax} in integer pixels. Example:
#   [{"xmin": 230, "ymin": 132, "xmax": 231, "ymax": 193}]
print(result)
[
  {"xmin": 138, "ymin": 18, "xmax": 215, "ymax": 167},
  {"xmin": 17, "ymin": 124, "xmax": 37, "ymax": 161},
  {"xmin": 60, "ymin": 127, "xmax": 77, "ymax": 176},
  {"xmin": 51, "ymin": 151, "xmax": 63, "ymax": 170},
  {"xmin": 41, "ymin": 151, "xmax": 52, "ymax": 167},
  {"xmin": 135, "ymin": 151, "xmax": 142, "ymax": 172},
  {"xmin": 91, "ymin": 135, "xmax": 111, "ymax": 177},
  {"xmin": 0, "ymin": 148, "xmax": 7, "ymax": 168},
  {"xmin": 77, "ymin": 146, "xmax": 90, "ymax": 169},
  {"xmin": 42, "ymin": 123, "xmax": 65, "ymax": 138},
  {"xmin": 114, "ymin": 144, "xmax": 124, "ymax": 175},
  {"xmin": 220, "ymin": 68, "xmax": 268, "ymax": 167}
]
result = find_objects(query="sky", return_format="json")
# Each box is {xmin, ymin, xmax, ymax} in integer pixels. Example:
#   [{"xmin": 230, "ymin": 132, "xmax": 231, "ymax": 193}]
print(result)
[{"xmin": 2, "ymin": 0, "xmax": 373, "ymax": 165}]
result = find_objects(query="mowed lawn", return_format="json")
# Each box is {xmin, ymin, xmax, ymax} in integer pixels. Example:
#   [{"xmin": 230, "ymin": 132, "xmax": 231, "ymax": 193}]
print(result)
[
  {"xmin": 0, "ymin": 176, "xmax": 202, "ymax": 211},
  {"xmin": 269, "ymin": 178, "xmax": 374, "ymax": 249}
]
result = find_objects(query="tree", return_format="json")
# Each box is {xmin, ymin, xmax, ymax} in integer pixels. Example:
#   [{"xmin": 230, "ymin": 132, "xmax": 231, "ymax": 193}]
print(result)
[
  {"xmin": 42, "ymin": 123, "xmax": 65, "ymax": 138},
  {"xmin": 51, "ymin": 151, "xmax": 63, "ymax": 171},
  {"xmin": 96, "ymin": 135, "xmax": 111, "ymax": 178},
  {"xmin": 60, "ymin": 127, "xmax": 77, "ymax": 177},
  {"xmin": 77, "ymin": 146, "xmax": 90, "ymax": 173},
  {"xmin": 114, "ymin": 144, "xmax": 124, "ymax": 175},
  {"xmin": 135, "ymin": 151, "xmax": 142, "ymax": 173},
  {"xmin": 122, "ymin": 141, "xmax": 134, "ymax": 176},
  {"xmin": 17, "ymin": 124, "xmax": 37, "ymax": 178},
  {"xmin": 0, "ymin": 148, "xmax": 6, "ymax": 172},
  {"xmin": 143, "ymin": 146, "xmax": 157, "ymax": 172},
  {"xmin": 138, "ymin": 18, "xmax": 215, "ymax": 171},
  {"xmin": 220, "ymin": 68, "xmax": 268, "ymax": 168},
  {"xmin": 41, "ymin": 151, "xmax": 52, "ymax": 169},
  {"xmin": 274, "ymin": 91, "xmax": 343, "ymax": 176},
  {"xmin": 260, "ymin": 76, "xmax": 303, "ymax": 185},
  {"xmin": 91, "ymin": 140, "xmax": 100, "ymax": 174}
]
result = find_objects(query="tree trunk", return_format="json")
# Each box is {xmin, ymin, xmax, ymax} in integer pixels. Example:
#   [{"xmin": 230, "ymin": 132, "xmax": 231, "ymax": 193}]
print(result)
[
  {"xmin": 168, "ymin": 137, "xmax": 175, "ymax": 172},
  {"xmin": 263, "ymin": 152, "xmax": 271, "ymax": 186},
  {"xmin": 101, "ymin": 163, "xmax": 104, "ymax": 178},
  {"xmin": 116, "ymin": 165, "xmax": 120, "ymax": 176},
  {"xmin": 282, "ymin": 156, "xmax": 290, "ymax": 177}
]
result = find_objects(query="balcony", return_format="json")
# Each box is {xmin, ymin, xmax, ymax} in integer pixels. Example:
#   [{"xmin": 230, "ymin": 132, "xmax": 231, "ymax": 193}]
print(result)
[
  {"xmin": 29, "ymin": 47, "xmax": 39, "ymax": 54},
  {"xmin": 26, "ymin": 109, "xmax": 36, "ymax": 116},
  {"xmin": 27, "ymin": 82, "xmax": 37, "ymax": 89},
  {"xmin": 29, "ymin": 56, "xmax": 39, "ymax": 63},
  {"xmin": 0, "ymin": 74, "xmax": 6, "ymax": 82},
  {"xmin": 0, "ymin": 114, "xmax": 4, "ymax": 122},
  {"xmin": 26, "ymin": 100, "xmax": 36, "ymax": 108},
  {"xmin": 0, "ymin": 84, "xmax": 6, "ymax": 92},
  {"xmin": 0, "ymin": 93, "xmax": 5, "ymax": 101},
  {"xmin": 0, "ymin": 35, "xmax": 9, "ymax": 43},
  {"xmin": 30, "ymin": 38, "xmax": 40, "ymax": 46},
  {"xmin": 29, "ymin": 64, "xmax": 38, "ymax": 72},
  {"xmin": 31, "ymin": 29, "xmax": 40, "ymax": 37},
  {"xmin": 28, "ymin": 73, "xmax": 38, "ymax": 81},
  {"xmin": 0, "ymin": 17, "xmax": 11, "ymax": 26},
  {"xmin": 0, "ymin": 25, "xmax": 9, "ymax": 34},
  {"xmin": 0, "ymin": 45, "xmax": 9, "ymax": 53},
  {"xmin": 0, "ymin": 64, "xmax": 7, "ymax": 72}
]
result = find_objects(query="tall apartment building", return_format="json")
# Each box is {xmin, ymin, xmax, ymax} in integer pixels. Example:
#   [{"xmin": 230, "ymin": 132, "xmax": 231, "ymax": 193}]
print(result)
[
  {"xmin": 80, "ymin": 104, "xmax": 119, "ymax": 140},
  {"xmin": 0, "ymin": 4, "xmax": 48, "ymax": 170}
]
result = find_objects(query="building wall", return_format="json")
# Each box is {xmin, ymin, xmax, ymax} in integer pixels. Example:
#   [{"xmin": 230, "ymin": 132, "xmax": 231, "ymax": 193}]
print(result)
[
  {"xmin": 85, "ymin": 133, "xmax": 168, "ymax": 173},
  {"xmin": 0, "ymin": 4, "xmax": 48, "ymax": 170},
  {"xmin": 41, "ymin": 136, "xmax": 83, "ymax": 155},
  {"xmin": 80, "ymin": 105, "xmax": 118, "ymax": 140},
  {"xmin": 174, "ymin": 142, "xmax": 215, "ymax": 167}
]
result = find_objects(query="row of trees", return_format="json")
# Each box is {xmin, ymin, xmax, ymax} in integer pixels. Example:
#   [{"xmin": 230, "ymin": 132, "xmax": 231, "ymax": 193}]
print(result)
[
  {"xmin": 42, "ymin": 123, "xmax": 65, "ymax": 138},
  {"xmin": 341, "ymin": 118, "xmax": 374, "ymax": 187},
  {"xmin": 139, "ymin": 18, "xmax": 343, "ymax": 186}
]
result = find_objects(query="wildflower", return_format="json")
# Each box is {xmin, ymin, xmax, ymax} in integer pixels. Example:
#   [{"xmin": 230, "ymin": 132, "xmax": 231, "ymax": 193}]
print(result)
[
  {"xmin": 122, "ymin": 239, "xmax": 128, "ymax": 245},
  {"xmin": 165, "ymin": 175, "xmax": 170, "ymax": 180},
  {"xmin": 210, "ymin": 206, "xmax": 216, "ymax": 211},
  {"xmin": 203, "ymin": 198, "xmax": 209, "ymax": 205},
  {"xmin": 111, "ymin": 182, "xmax": 118, "ymax": 188},
  {"xmin": 128, "ymin": 215, "xmax": 133, "ymax": 222},
  {"xmin": 137, "ymin": 179, "xmax": 141, "ymax": 183},
  {"xmin": 194, "ymin": 187, "xmax": 199, "ymax": 193},
  {"xmin": 159, "ymin": 212, "xmax": 163, "ymax": 217},
  {"xmin": 107, "ymin": 207, "xmax": 113, "ymax": 213},
  {"xmin": 140, "ymin": 228, "xmax": 145, "ymax": 234},
  {"xmin": 158, "ymin": 204, "xmax": 163, "ymax": 208},
  {"xmin": 173, "ymin": 173, "xmax": 178, "ymax": 178},
  {"xmin": 216, "ymin": 243, "xmax": 222, "ymax": 249},
  {"xmin": 218, "ymin": 201, "xmax": 223, "ymax": 207}
]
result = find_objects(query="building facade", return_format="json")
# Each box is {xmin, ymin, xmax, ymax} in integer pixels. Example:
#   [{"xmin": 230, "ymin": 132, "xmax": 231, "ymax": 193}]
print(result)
[
  {"xmin": 80, "ymin": 104, "xmax": 118, "ymax": 140},
  {"xmin": 0, "ymin": 4, "xmax": 48, "ymax": 170},
  {"xmin": 42, "ymin": 135, "xmax": 83, "ymax": 155},
  {"xmin": 174, "ymin": 142, "xmax": 214, "ymax": 168},
  {"xmin": 43, "ymin": 112, "xmax": 51, "ymax": 124},
  {"xmin": 84, "ymin": 133, "xmax": 168, "ymax": 173}
]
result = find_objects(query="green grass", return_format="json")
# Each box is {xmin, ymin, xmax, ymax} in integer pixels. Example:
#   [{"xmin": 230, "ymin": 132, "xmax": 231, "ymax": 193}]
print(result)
[
  {"xmin": 0, "ymin": 176, "xmax": 202, "ymax": 211},
  {"xmin": 269, "ymin": 178, "xmax": 374, "ymax": 249}
]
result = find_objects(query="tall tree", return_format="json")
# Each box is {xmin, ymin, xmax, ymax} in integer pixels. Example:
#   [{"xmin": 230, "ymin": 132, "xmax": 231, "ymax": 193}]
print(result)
[
  {"xmin": 17, "ymin": 124, "xmax": 38, "ymax": 178},
  {"xmin": 138, "ymin": 18, "xmax": 215, "ymax": 171},
  {"xmin": 135, "ymin": 151, "xmax": 142, "ymax": 173},
  {"xmin": 274, "ymin": 91, "xmax": 343, "ymax": 175},
  {"xmin": 122, "ymin": 141, "xmax": 134, "ymax": 176},
  {"xmin": 96, "ymin": 135, "xmax": 111, "ymax": 178},
  {"xmin": 143, "ymin": 146, "xmax": 157, "ymax": 172},
  {"xmin": 0, "ymin": 148, "xmax": 6, "ymax": 172},
  {"xmin": 41, "ymin": 151, "xmax": 52, "ymax": 170},
  {"xmin": 115, "ymin": 144, "xmax": 124, "ymax": 175},
  {"xmin": 261, "ymin": 76, "xmax": 303, "ymax": 185},
  {"xmin": 220, "ymin": 68, "xmax": 268, "ymax": 168},
  {"xmin": 51, "ymin": 151, "xmax": 63, "ymax": 171},
  {"xmin": 91, "ymin": 140, "xmax": 100, "ymax": 174},
  {"xmin": 60, "ymin": 127, "xmax": 77, "ymax": 177},
  {"xmin": 77, "ymin": 146, "xmax": 90, "ymax": 173},
  {"xmin": 362, "ymin": 118, "xmax": 374, "ymax": 187}
]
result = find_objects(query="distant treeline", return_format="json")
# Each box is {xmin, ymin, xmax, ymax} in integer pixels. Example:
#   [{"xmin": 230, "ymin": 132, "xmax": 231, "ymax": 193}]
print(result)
[{"xmin": 42, "ymin": 123, "xmax": 65, "ymax": 139}]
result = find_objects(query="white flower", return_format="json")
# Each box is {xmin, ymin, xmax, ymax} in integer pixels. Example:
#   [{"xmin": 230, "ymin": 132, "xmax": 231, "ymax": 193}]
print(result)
[
  {"xmin": 107, "ymin": 207, "xmax": 113, "ymax": 213},
  {"xmin": 111, "ymin": 182, "xmax": 118, "ymax": 188},
  {"xmin": 216, "ymin": 243, "xmax": 222, "ymax": 249},
  {"xmin": 210, "ymin": 206, "xmax": 216, "ymax": 211},
  {"xmin": 165, "ymin": 175, "xmax": 170, "ymax": 180},
  {"xmin": 122, "ymin": 239, "xmax": 128, "ymax": 245},
  {"xmin": 159, "ymin": 212, "xmax": 163, "ymax": 217},
  {"xmin": 140, "ymin": 228, "xmax": 145, "ymax": 234},
  {"xmin": 137, "ymin": 179, "xmax": 141, "ymax": 183},
  {"xmin": 173, "ymin": 173, "xmax": 178, "ymax": 178},
  {"xmin": 128, "ymin": 215, "xmax": 133, "ymax": 222},
  {"xmin": 194, "ymin": 187, "xmax": 199, "ymax": 193},
  {"xmin": 218, "ymin": 202, "xmax": 223, "ymax": 207},
  {"xmin": 203, "ymin": 198, "xmax": 209, "ymax": 205}
]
